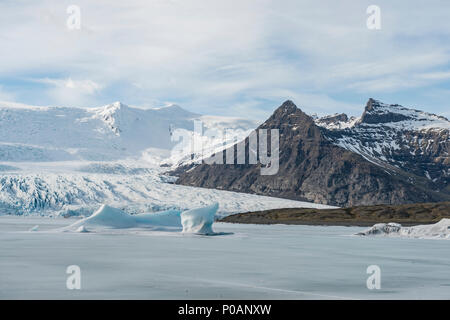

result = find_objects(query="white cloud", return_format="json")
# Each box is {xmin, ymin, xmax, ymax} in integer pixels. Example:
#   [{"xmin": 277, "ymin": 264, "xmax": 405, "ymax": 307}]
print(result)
[
  {"xmin": 0, "ymin": 0, "xmax": 449, "ymax": 115},
  {"xmin": 418, "ymin": 71, "xmax": 450, "ymax": 80},
  {"xmin": 35, "ymin": 78, "xmax": 102, "ymax": 94},
  {"xmin": 29, "ymin": 77, "xmax": 103, "ymax": 107},
  {"xmin": 0, "ymin": 86, "xmax": 15, "ymax": 102},
  {"xmin": 254, "ymin": 89, "xmax": 362, "ymax": 116}
]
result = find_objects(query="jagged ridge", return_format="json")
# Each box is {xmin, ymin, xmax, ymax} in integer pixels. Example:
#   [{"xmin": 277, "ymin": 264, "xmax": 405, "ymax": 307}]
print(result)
[{"xmin": 315, "ymin": 99, "xmax": 449, "ymax": 190}]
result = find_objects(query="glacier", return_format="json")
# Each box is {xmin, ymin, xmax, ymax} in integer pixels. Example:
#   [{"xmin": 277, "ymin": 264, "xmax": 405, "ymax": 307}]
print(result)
[
  {"xmin": 0, "ymin": 161, "xmax": 332, "ymax": 217},
  {"xmin": 0, "ymin": 101, "xmax": 257, "ymax": 165},
  {"xmin": 0, "ymin": 101, "xmax": 334, "ymax": 217}
]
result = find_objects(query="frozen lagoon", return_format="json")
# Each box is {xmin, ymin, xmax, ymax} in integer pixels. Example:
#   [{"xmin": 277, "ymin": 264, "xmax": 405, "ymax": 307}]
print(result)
[{"xmin": 1, "ymin": 216, "xmax": 449, "ymax": 299}]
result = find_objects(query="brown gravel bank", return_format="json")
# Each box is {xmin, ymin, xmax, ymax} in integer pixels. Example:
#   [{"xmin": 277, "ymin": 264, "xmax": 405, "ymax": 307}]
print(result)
[{"xmin": 219, "ymin": 202, "xmax": 450, "ymax": 227}]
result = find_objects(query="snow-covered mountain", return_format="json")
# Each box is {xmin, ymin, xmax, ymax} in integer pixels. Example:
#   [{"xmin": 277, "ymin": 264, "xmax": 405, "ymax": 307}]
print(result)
[
  {"xmin": 2, "ymin": 98, "xmax": 448, "ymax": 214},
  {"xmin": 315, "ymin": 99, "xmax": 450, "ymax": 189},
  {"xmin": 0, "ymin": 101, "xmax": 334, "ymax": 216},
  {"xmin": 0, "ymin": 101, "xmax": 257, "ymax": 164},
  {"xmin": 175, "ymin": 99, "xmax": 450, "ymax": 207}
]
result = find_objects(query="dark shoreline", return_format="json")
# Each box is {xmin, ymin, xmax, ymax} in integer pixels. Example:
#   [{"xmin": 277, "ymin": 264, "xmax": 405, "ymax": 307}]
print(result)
[{"xmin": 219, "ymin": 201, "xmax": 450, "ymax": 227}]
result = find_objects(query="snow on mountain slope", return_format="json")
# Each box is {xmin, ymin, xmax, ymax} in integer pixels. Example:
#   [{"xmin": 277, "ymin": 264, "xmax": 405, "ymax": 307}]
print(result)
[
  {"xmin": 315, "ymin": 99, "xmax": 450, "ymax": 188},
  {"xmin": 316, "ymin": 100, "xmax": 450, "ymax": 131},
  {"xmin": 314, "ymin": 113, "xmax": 360, "ymax": 130},
  {"xmin": 0, "ymin": 101, "xmax": 258, "ymax": 164}
]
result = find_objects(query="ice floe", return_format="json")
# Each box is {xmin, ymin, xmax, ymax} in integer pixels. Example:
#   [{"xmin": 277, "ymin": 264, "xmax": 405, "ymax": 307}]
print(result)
[
  {"xmin": 60, "ymin": 203, "xmax": 220, "ymax": 235},
  {"xmin": 62, "ymin": 204, "xmax": 181, "ymax": 230},
  {"xmin": 357, "ymin": 219, "xmax": 450, "ymax": 239}
]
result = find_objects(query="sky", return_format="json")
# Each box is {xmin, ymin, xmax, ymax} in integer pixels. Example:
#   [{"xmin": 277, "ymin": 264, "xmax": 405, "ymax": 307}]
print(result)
[{"xmin": 0, "ymin": 0, "xmax": 449, "ymax": 120}]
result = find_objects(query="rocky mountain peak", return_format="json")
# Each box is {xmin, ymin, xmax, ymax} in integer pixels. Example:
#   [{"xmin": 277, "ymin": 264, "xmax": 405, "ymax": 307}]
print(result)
[
  {"xmin": 265, "ymin": 100, "xmax": 314, "ymax": 129},
  {"xmin": 360, "ymin": 99, "xmax": 413, "ymax": 124},
  {"xmin": 356, "ymin": 99, "xmax": 450, "ymax": 130},
  {"xmin": 269, "ymin": 100, "xmax": 299, "ymax": 118},
  {"xmin": 279, "ymin": 99, "xmax": 297, "ymax": 111}
]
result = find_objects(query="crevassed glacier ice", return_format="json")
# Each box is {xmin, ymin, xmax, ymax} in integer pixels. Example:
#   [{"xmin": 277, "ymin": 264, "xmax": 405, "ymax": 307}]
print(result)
[
  {"xmin": 357, "ymin": 219, "xmax": 450, "ymax": 239},
  {"xmin": 181, "ymin": 203, "xmax": 218, "ymax": 235}
]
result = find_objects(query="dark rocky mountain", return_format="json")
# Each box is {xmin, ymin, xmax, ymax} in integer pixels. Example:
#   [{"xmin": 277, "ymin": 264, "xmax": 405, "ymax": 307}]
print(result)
[
  {"xmin": 315, "ymin": 99, "xmax": 449, "ymax": 192},
  {"xmin": 174, "ymin": 100, "xmax": 450, "ymax": 207}
]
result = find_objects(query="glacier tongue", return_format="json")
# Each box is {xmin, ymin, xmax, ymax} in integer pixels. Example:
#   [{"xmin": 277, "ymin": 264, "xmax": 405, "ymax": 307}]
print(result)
[{"xmin": 0, "ymin": 162, "xmax": 332, "ymax": 217}]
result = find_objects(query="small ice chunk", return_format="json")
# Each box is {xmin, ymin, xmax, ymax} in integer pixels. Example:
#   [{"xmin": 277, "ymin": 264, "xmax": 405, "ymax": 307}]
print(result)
[
  {"xmin": 29, "ymin": 225, "xmax": 39, "ymax": 232},
  {"xmin": 181, "ymin": 203, "xmax": 218, "ymax": 235},
  {"xmin": 76, "ymin": 226, "xmax": 89, "ymax": 233},
  {"xmin": 358, "ymin": 222, "xmax": 402, "ymax": 235},
  {"xmin": 357, "ymin": 219, "xmax": 450, "ymax": 239}
]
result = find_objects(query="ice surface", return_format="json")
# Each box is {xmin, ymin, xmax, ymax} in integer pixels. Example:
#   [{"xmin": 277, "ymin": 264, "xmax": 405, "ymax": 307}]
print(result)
[
  {"xmin": 357, "ymin": 219, "xmax": 450, "ymax": 239},
  {"xmin": 181, "ymin": 203, "xmax": 218, "ymax": 234},
  {"xmin": 2, "ymin": 216, "xmax": 450, "ymax": 299}
]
